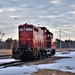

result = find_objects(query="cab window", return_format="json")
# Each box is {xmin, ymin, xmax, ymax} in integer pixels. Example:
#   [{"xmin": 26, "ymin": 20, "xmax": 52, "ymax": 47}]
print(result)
[
  {"xmin": 26, "ymin": 28, "xmax": 33, "ymax": 31},
  {"xmin": 19, "ymin": 28, "xmax": 23, "ymax": 31},
  {"xmin": 34, "ymin": 28, "xmax": 38, "ymax": 32}
]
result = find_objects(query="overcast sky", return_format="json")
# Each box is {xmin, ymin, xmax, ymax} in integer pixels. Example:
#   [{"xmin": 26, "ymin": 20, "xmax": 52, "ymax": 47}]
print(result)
[{"xmin": 0, "ymin": 0, "xmax": 75, "ymax": 41}]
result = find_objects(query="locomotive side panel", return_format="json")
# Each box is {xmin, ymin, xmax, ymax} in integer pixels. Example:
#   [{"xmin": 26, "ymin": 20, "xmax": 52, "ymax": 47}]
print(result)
[
  {"xmin": 40, "ymin": 27, "xmax": 52, "ymax": 49},
  {"xmin": 40, "ymin": 27, "xmax": 56, "ymax": 56},
  {"xmin": 33, "ymin": 27, "xmax": 44, "ymax": 56}
]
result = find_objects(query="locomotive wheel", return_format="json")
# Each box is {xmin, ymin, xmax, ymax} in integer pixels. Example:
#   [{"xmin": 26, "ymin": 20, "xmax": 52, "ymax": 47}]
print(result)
[
  {"xmin": 45, "ymin": 52, "xmax": 48, "ymax": 58},
  {"xmin": 37, "ymin": 52, "xmax": 42, "ymax": 59},
  {"xmin": 51, "ymin": 49, "xmax": 55, "ymax": 56}
]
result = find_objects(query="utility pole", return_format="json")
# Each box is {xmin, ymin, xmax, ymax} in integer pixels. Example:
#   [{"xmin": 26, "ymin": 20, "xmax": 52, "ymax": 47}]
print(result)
[
  {"xmin": 60, "ymin": 29, "xmax": 61, "ymax": 49},
  {"xmin": 69, "ymin": 36, "xmax": 70, "ymax": 48}
]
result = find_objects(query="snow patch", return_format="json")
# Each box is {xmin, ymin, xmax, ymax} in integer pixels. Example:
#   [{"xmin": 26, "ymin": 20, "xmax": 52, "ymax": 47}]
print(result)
[{"xmin": 0, "ymin": 51, "xmax": 75, "ymax": 75}]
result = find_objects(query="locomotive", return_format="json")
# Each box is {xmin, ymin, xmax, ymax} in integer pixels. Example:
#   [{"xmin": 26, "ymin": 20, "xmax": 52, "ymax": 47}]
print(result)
[{"xmin": 12, "ymin": 23, "xmax": 56, "ymax": 61}]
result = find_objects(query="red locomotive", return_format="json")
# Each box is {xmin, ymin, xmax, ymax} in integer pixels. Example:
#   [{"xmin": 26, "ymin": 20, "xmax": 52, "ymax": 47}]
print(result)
[{"xmin": 12, "ymin": 23, "xmax": 56, "ymax": 61}]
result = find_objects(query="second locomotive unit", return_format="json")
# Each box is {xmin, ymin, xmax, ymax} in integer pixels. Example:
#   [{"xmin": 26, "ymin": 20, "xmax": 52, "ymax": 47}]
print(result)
[{"xmin": 12, "ymin": 23, "xmax": 56, "ymax": 61}]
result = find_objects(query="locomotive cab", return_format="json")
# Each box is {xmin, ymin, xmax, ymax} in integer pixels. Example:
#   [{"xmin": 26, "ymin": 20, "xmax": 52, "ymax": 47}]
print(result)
[{"xmin": 19, "ymin": 24, "xmax": 33, "ymax": 50}]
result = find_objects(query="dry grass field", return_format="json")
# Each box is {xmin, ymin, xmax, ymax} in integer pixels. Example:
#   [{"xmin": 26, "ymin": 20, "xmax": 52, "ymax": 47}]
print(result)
[
  {"xmin": 56, "ymin": 48, "xmax": 75, "ymax": 52},
  {"xmin": 0, "ymin": 49, "xmax": 12, "ymax": 56},
  {"xmin": 0, "ymin": 48, "xmax": 75, "ymax": 56}
]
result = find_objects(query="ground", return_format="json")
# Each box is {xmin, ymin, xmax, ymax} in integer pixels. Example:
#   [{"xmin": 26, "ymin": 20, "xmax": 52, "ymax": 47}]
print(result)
[
  {"xmin": 32, "ymin": 69, "xmax": 75, "ymax": 75},
  {"xmin": 0, "ymin": 49, "xmax": 75, "ymax": 75},
  {"xmin": 30, "ymin": 56, "xmax": 75, "ymax": 75}
]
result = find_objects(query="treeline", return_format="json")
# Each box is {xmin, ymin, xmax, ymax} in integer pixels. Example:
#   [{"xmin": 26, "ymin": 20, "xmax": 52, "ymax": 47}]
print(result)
[
  {"xmin": 0, "ymin": 38, "xmax": 75, "ymax": 49},
  {"xmin": 56, "ymin": 38, "xmax": 75, "ymax": 48},
  {"xmin": 0, "ymin": 38, "xmax": 18, "ymax": 49}
]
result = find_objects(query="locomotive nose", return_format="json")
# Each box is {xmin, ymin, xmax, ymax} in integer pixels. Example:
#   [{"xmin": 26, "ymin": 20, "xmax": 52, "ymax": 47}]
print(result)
[{"xmin": 20, "ymin": 44, "xmax": 28, "ymax": 50}]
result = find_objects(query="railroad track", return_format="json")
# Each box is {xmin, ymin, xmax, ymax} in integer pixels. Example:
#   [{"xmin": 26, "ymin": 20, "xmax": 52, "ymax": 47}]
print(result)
[
  {"xmin": 0, "ymin": 50, "xmax": 72, "ymax": 69},
  {"xmin": 0, "ymin": 60, "xmax": 22, "ymax": 69},
  {"xmin": 0, "ymin": 50, "xmax": 74, "ymax": 69},
  {"xmin": 0, "ymin": 55, "xmax": 11, "ymax": 59},
  {"xmin": 0, "ymin": 56, "xmax": 51, "ymax": 69},
  {"xmin": 0, "ymin": 56, "xmax": 67, "ymax": 70}
]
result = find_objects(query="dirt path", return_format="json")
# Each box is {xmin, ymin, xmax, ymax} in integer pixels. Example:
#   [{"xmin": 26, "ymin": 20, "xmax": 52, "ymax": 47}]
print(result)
[{"xmin": 32, "ymin": 69, "xmax": 75, "ymax": 75}]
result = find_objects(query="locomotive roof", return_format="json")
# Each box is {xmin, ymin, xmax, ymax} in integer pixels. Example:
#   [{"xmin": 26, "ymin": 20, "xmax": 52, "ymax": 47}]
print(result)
[
  {"xmin": 19, "ymin": 23, "xmax": 33, "ymax": 27},
  {"xmin": 46, "ymin": 30, "xmax": 53, "ymax": 35},
  {"xmin": 19, "ymin": 23, "xmax": 53, "ymax": 35},
  {"xmin": 40, "ymin": 27, "xmax": 53, "ymax": 35},
  {"xmin": 40, "ymin": 27, "xmax": 47, "ymax": 30},
  {"xmin": 19, "ymin": 23, "xmax": 39, "ymax": 28}
]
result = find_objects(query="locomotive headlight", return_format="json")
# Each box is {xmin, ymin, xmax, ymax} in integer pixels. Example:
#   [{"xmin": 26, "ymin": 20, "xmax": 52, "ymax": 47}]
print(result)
[{"xmin": 29, "ymin": 47, "xmax": 30, "ymax": 49}]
